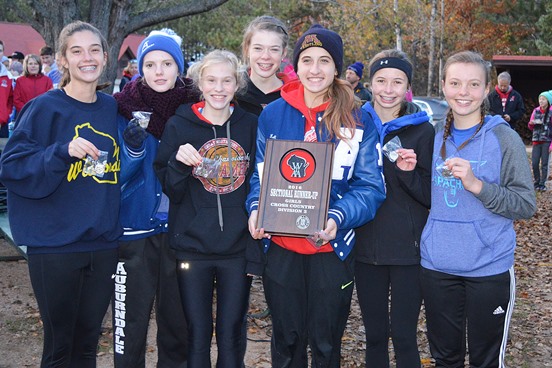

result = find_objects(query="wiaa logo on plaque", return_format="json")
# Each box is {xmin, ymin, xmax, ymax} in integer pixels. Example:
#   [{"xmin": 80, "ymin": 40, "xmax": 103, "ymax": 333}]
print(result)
[{"xmin": 280, "ymin": 149, "xmax": 316, "ymax": 184}]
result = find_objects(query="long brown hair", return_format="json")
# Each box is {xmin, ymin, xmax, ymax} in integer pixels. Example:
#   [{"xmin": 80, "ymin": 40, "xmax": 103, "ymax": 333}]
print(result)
[
  {"xmin": 322, "ymin": 78, "xmax": 358, "ymax": 141},
  {"xmin": 57, "ymin": 21, "xmax": 109, "ymax": 90},
  {"xmin": 440, "ymin": 51, "xmax": 490, "ymax": 160}
]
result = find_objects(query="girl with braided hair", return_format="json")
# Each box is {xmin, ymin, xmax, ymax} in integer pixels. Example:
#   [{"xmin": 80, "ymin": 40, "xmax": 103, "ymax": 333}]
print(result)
[{"xmin": 420, "ymin": 50, "xmax": 536, "ymax": 367}]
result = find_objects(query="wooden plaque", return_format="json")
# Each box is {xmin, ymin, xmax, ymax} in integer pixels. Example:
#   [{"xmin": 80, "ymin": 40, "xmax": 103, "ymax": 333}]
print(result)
[{"xmin": 257, "ymin": 139, "xmax": 334, "ymax": 237}]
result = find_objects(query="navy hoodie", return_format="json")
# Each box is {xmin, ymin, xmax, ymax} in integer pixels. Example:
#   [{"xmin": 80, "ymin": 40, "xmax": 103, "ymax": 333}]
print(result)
[{"xmin": 0, "ymin": 89, "xmax": 122, "ymax": 254}]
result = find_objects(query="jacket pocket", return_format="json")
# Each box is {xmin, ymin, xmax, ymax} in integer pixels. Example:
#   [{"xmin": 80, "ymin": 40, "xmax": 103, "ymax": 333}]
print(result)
[
  {"xmin": 422, "ymin": 218, "xmax": 492, "ymax": 273},
  {"xmin": 183, "ymin": 205, "xmax": 248, "ymax": 253}
]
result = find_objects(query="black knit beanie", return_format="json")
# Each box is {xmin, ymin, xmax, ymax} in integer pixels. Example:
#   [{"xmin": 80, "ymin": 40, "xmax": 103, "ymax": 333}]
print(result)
[{"xmin": 293, "ymin": 24, "xmax": 344, "ymax": 75}]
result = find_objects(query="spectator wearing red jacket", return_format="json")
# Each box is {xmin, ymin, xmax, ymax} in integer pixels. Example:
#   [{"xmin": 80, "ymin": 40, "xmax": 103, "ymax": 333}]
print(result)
[
  {"xmin": 0, "ymin": 40, "xmax": 13, "ymax": 137},
  {"xmin": 14, "ymin": 54, "xmax": 53, "ymax": 113}
]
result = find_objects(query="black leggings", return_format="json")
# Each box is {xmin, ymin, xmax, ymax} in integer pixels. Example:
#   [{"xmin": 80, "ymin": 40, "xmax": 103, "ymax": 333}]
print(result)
[
  {"xmin": 263, "ymin": 245, "xmax": 355, "ymax": 368},
  {"xmin": 176, "ymin": 256, "xmax": 251, "ymax": 368},
  {"xmin": 27, "ymin": 248, "xmax": 118, "ymax": 368},
  {"xmin": 355, "ymin": 263, "xmax": 422, "ymax": 368},
  {"xmin": 421, "ymin": 267, "xmax": 514, "ymax": 368}
]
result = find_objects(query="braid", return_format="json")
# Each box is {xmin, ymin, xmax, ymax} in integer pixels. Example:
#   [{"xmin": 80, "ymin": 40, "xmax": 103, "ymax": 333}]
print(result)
[
  {"xmin": 440, "ymin": 108, "xmax": 485, "ymax": 160},
  {"xmin": 440, "ymin": 110, "xmax": 455, "ymax": 160}
]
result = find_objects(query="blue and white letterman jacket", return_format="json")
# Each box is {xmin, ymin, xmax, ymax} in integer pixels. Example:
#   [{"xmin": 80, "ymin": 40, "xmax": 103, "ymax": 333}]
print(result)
[{"xmin": 245, "ymin": 81, "xmax": 386, "ymax": 261}]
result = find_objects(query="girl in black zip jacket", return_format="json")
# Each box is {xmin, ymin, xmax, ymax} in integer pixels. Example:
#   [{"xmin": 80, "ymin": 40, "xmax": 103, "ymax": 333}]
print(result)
[
  {"xmin": 154, "ymin": 50, "xmax": 261, "ymax": 368},
  {"xmin": 355, "ymin": 49, "xmax": 435, "ymax": 368}
]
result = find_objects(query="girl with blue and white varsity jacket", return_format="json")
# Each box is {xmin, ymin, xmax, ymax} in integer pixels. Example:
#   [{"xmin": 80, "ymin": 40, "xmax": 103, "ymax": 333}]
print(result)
[
  {"xmin": 420, "ymin": 51, "xmax": 536, "ymax": 368},
  {"xmin": 246, "ymin": 24, "xmax": 385, "ymax": 367}
]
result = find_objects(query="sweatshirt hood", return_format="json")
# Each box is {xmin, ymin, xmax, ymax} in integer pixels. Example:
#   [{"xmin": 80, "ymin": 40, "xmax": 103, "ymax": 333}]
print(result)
[
  {"xmin": 362, "ymin": 101, "xmax": 430, "ymax": 146},
  {"xmin": 281, "ymin": 80, "xmax": 307, "ymax": 111},
  {"xmin": 480, "ymin": 114, "xmax": 509, "ymax": 134},
  {"xmin": 280, "ymin": 80, "xmax": 329, "ymax": 118}
]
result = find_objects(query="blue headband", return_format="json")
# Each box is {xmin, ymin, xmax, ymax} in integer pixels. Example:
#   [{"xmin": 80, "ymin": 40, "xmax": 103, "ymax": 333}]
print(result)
[{"xmin": 370, "ymin": 57, "xmax": 413, "ymax": 84}]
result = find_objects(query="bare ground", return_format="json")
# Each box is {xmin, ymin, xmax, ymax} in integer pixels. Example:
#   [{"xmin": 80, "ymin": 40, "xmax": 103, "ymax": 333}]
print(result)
[{"xmin": 0, "ymin": 190, "xmax": 550, "ymax": 367}]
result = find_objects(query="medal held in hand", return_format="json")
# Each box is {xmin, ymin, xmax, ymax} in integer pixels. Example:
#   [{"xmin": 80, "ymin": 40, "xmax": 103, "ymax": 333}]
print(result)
[{"xmin": 257, "ymin": 139, "xmax": 334, "ymax": 237}]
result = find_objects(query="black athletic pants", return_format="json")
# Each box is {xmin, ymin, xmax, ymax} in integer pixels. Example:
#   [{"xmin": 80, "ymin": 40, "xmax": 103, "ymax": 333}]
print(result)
[
  {"xmin": 421, "ymin": 267, "xmax": 514, "ymax": 368},
  {"xmin": 355, "ymin": 263, "xmax": 422, "ymax": 368},
  {"xmin": 113, "ymin": 233, "xmax": 188, "ymax": 368},
  {"xmin": 177, "ymin": 256, "xmax": 252, "ymax": 368},
  {"xmin": 28, "ymin": 248, "xmax": 118, "ymax": 368},
  {"xmin": 263, "ymin": 244, "xmax": 355, "ymax": 368}
]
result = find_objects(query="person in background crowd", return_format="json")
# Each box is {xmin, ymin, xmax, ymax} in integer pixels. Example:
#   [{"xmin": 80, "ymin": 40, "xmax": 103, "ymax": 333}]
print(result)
[
  {"xmin": 238, "ymin": 15, "xmax": 292, "ymax": 116},
  {"xmin": 154, "ymin": 49, "xmax": 260, "ymax": 368},
  {"xmin": 39, "ymin": 46, "xmax": 55, "ymax": 74},
  {"xmin": 8, "ymin": 51, "xmax": 24, "ymax": 77},
  {"xmin": 1, "ymin": 55, "xmax": 9, "ymax": 69},
  {"xmin": 39, "ymin": 45, "xmax": 61, "ymax": 87},
  {"xmin": 246, "ymin": 24, "xmax": 386, "ymax": 367},
  {"xmin": 0, "ymin": 21, "xmax": 122, "ymax": 367},
  {"xmin": 345, "ymin": 61, "xmax": 372, "ymax": 102},
  {"xmin": 421, "ymin": 51, "xmax": 536, "ymax": 367},
  {"xmin": 14, "ymin": 54, "xmax": 53, "ymax": 113},
  {"xmin": 356, "ymin": 49, "xmax": 434, "ymax": 368},
  {"xmin": 527, "ymin": 90, "xmax": 552, "ymax": 192},
  {"xmin": 487, "ymin": 71, "xmax": 525, "ymax": 129},
  {"xmin": 0, "ymin": 40, "xmax": 13, "ymax": 137},
  {"xmin": 112, "ymin": 28, "xmax": 196, "ymax": 368},
  {"xmin": 118, "ymin": 58, "xmax": 138, "ymax": 92}
]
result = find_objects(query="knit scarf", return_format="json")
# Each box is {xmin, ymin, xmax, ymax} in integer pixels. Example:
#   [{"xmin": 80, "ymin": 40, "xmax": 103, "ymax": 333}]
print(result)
[{"xmin": 114, "ymin": 77, "xmax": 199, "ymax": 139}]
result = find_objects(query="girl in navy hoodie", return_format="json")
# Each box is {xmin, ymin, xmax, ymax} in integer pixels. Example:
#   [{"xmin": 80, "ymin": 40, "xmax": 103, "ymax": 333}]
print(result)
[
  {"xmin": 421, "ymin": 51, "xmax": 536, "ymax": 367},
  {"xmin": 0, "ymin": 21, "xmax": 121, "ymax": 367}
]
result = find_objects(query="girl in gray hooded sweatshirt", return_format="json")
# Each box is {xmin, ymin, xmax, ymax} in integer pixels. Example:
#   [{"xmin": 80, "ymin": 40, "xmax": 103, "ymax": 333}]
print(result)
[{"xmin": 420, "ymin": 51, "xmax": 536, "ymax": 368}]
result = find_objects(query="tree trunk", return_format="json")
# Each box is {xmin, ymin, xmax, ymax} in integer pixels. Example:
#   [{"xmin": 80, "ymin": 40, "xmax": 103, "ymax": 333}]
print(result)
[
  {"xmin": 394, "ymin": 0, "xmax": 402, "ymax": 50},
  {"xmin": 6, "ymin": 0, "xmax": 230, "ymax": 93},
  {"xmin": 426, "ymin": 0, "xmax": 437, "ymax": 96}
]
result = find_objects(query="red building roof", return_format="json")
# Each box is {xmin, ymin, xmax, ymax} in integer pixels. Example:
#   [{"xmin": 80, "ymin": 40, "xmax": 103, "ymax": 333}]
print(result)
[
  {"xmin": 0, "ymin": 21, "xmax": 145, "ymax": 60},
  {"xmin": 492, "ymin": 55, "xmax": 552, "ymax": 67}
]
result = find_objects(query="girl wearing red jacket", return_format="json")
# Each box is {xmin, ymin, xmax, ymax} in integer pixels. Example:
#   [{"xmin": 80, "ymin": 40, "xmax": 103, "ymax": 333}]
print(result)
[{"xmin": 14, "ymin": 54, "xmax": 53, "ymax": 113}]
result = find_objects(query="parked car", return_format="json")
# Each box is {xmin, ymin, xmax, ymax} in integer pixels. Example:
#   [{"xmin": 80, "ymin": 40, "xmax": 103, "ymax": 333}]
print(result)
[{"xmin": 413, "ymin": 96, "xmax": 449, "ymax": 131}]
